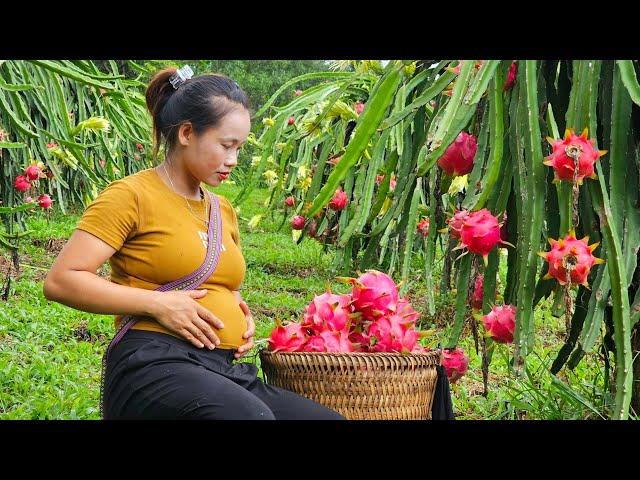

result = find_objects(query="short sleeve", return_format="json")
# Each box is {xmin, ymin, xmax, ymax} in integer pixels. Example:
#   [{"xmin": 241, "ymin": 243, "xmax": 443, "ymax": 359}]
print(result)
[
  {"xmin": 75, "ymin": 180, "xmax": 139, "ymax": 251},
  {"xmin": 220, "ymin": 195, "xmax": 241, "ymax": 249}
]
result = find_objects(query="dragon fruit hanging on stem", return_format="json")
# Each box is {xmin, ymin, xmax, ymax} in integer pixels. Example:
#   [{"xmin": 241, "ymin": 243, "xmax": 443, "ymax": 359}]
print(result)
[{"xmin": 452, "ymin": 209, "xmax": 514, "ymax": 266}]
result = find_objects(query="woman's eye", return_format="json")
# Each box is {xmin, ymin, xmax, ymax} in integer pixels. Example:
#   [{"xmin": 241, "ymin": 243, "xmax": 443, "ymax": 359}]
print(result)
[{"xmin": 223, "ymin": 144, "xmax": 233, "ymax": 150}]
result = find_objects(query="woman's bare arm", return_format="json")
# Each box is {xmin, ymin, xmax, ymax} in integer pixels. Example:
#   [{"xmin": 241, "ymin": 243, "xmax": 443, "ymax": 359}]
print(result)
[
  {"xmin": 43, "ymin": 229, "xmax": 225, "ymax": 349},
  {"xmin": 42, "ymin": 229, "xmax": 162, "ymax": 316}
]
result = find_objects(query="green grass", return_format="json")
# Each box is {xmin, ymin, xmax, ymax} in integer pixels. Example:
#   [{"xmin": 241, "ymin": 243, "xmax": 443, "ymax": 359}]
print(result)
[{"xmin": 0, "ymin": 182, "xmax": 609, "ymax": 419}]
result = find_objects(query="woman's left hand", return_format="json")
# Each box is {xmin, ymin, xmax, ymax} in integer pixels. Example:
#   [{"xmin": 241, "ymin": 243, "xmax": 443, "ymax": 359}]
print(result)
[{"xmin": 235, "ymin": 300, "xmax": 255, "ymax": 359}]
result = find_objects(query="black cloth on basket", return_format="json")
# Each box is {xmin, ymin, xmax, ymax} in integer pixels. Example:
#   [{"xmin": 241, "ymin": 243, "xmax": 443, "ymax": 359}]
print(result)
[{"xmin": 431, "ymin": 365, "xmax": 454, "ymax": 420}]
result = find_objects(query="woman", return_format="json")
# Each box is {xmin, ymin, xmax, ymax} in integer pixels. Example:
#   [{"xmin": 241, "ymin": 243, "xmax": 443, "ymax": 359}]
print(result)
[{"xmin": 43, "ymin": 65, "xmax": 344, "ymax": 420}]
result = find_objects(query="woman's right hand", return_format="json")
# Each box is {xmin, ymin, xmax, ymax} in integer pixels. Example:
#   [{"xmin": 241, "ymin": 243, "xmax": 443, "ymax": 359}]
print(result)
[{"xmin": 149, "ymin": 289, "xmax": 224, "ymax": 349}]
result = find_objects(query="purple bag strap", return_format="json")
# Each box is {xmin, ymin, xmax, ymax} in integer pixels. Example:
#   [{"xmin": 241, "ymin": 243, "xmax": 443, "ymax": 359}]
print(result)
[{"xmin": 106, "ymin": 192, "xmax": 223, "ymax": 355}]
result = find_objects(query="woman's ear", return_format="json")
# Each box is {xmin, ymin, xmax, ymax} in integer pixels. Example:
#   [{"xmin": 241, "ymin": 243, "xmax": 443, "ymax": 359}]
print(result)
[{"xmin": 177, "ymin": 122, "xmax": 193, "ymax": 147}]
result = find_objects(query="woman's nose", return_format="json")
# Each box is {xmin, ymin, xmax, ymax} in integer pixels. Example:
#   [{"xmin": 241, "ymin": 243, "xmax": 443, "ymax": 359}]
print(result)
[{"xmin": 227, "ymin": 150, "xmax": 239, "ymax": 166}]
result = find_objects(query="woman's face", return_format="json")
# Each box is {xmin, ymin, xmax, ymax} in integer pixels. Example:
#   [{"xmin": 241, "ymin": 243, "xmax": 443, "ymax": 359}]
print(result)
[{"xmin": 181, "ymin": 106, "xmax": 251, "ymax": 187}]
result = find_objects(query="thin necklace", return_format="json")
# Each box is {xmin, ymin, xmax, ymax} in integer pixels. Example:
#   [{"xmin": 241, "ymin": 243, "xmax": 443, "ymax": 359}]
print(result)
[{"xmin": 162, "ymin": 162, "xmax": 209, "ymax": 226}]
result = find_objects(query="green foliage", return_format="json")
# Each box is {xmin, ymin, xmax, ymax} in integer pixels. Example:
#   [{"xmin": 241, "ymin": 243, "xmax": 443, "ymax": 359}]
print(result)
[
  {"xmin": 238, "ymin": 59, "xmax": 640, "ymax": 419},
  {"xmin": 0, "ymin": 182, "xmax": 612, "ymax": 419},
  {"xmin": 140, "ymin": 60, "xmax": 331, "ymax": 115},
  {"xmin": 2, "ymin": 59, "xmax": 639, "ymax": 420}
]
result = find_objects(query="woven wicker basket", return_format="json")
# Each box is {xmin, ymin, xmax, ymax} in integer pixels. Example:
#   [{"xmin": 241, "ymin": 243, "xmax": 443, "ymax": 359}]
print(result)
[{"xmin": 259, "ymin": 349, "xmax": 441, "ymax": 420}]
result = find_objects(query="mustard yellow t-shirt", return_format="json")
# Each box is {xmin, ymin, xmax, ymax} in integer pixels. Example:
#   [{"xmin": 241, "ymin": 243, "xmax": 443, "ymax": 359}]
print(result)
[{"xmin": 75, "ymin": 168, "xmax": 247, "ymax": 350}]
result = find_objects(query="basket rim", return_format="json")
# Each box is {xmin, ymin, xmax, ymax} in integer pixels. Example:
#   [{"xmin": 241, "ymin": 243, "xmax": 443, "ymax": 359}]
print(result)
[{"xmin": 260, "ymin": 349, "xmax": 442, "ymax": 360}]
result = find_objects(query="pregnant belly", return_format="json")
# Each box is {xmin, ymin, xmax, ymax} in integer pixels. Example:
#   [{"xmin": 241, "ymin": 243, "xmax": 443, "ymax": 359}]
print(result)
[
  {"xmin": 198, "ymin": 288, "xmax": 248, "ymax": 349},
  {"xmin": 127, "ymin": 288, "xmax": 248, "ymax": 350}
]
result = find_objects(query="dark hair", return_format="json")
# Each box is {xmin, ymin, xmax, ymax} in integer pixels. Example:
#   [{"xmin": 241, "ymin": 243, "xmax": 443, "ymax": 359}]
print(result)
[{"xmin": 145, "ymin": 67, "xmax": 250, "ymax": 161}]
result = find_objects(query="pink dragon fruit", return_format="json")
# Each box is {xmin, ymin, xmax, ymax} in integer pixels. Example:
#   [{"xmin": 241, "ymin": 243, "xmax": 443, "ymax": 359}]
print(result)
[
  {"xmin": 368, "ymin": 315, "xmax": 418, "ymax": 353},
  {"xmin": 543, "ymin": 128, "xmax": 607, "ymax": 185},
  {"xmin": 37, "ymin": 194, "xmax": 53, "ymax": 209},
  {"xmin": 442, "ymin": 348, "xmax": 469, "ymax": 383},
  {"xmin": 470, "ymin": 275, "xmax": 484, "ymax": 310},
  {"xmin": 268, "ymin": 322, "xmax": 308, "ymax": 352},
  {"xmin": 318, "ymin": 330, "xmax": 354, "ymax": 352},
  {"xmin": 291, "ymin": 215, "xmax": 306, "ymax": 230},
  {"xmin": 347, "ymin": 270, "xmax": 399, "ymax": 321},
  {"xmin": 411, "ymin": 344, "xmax": 430, "ymax": 354},
  {"xmin": 329, "ymin": 188, "xmax": 348, "ymax": 211},
  {"xmin": 399, "ymin": 327, "xmax": 419, "ymax": 353},
  {"xmin": 538, "ymin": 230, "xmax": 605, "ymax": 287},
  {"xmin": 348, "ymin": 330, "xmax": 371, "ymax": 352},
  {"xmin": 354, "ymin": 101, "xmax": 365, "ymax": 115},
  {"xmin": 14, "ymin": 175, "xmax": 31, "ymax": 192},
  {"xmin": 446, "ymin": 209, "xmax": 470, "ymax": 240},
  {"xmin": 24, "ymin": 165, "xmax": 41, "ymax": 181},
  {"xmin": 457, "ymin": 208, "xmax": 514, "ymax": 265},
  {"xmin": 417, "ymin": 218, "xmax": 430, "ymax": 237},
  {"xmin": 394, "ymin": 297, "xmax": 420, "ymax": 325},
  {"xmin": 482, "ymin": 304, "xmax": 517, "ymax": 344},
  {"xmin": 302, "ymin": 335, "xmax": 328, "ymax": 352},
  {"xmin": 284, "ymin": 196, "xmax": 295, "ymax": 207},
  {"xmin": 504, "ymin": 62, "xmax": 517, "ymax": 91},
  {"xmin": 288, "ymin": 116, "xmax": 295, "ymax": 126},
  {"xmin": 437, "ymin": 132, "xmax": 477, "ymax": 177},
  {"xmin": 301, "ymin": 291, "xmax": 354, "ymax": 333}
]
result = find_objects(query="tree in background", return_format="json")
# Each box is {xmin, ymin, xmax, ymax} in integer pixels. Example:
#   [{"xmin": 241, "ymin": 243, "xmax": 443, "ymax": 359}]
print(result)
[{"xmin": 141, "ymin": 60, "xmax": 331, "ymax": 113}]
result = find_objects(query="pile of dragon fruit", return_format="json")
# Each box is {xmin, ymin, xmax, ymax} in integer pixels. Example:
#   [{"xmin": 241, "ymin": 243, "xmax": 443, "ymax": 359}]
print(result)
[
  {"xmin": 265, "ymin": 268, "xmax": 529, "ymax": 384},
  {"xmin": 267, "ymin": 270, "xmax": 430, "ymax": 355}
]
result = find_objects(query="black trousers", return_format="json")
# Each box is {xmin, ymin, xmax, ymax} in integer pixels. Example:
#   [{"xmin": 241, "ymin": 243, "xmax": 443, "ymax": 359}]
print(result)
[{"xmin": 103, "ymin": 330, "xmax": 345, "ymax": 420}]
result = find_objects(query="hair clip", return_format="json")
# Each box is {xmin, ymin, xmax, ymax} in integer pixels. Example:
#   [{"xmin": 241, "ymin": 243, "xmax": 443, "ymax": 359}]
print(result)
[{"xmin": 169, "ymin": 65, "xmax": 194, "ymax": 90}]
